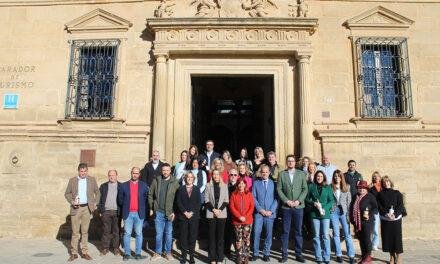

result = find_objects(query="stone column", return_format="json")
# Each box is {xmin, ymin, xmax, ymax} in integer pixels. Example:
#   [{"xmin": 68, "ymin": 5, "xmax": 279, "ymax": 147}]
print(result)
[
  {"xmin": 297, "ymin": 54, "xmax": 314, "ymax": 158},
  {"xmin": 152, "ymin": 54, "xmax": 168, "ymax": 157}
]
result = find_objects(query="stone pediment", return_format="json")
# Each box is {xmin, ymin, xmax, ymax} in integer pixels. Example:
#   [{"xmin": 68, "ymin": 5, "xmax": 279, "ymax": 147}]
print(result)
[
  {"xmin": 65, "ymin": 8, "xmax": 133, "ymax": 33},
  {"xmin": 344, "ymin": 6, "xmax": 414, "ymax": 30}
]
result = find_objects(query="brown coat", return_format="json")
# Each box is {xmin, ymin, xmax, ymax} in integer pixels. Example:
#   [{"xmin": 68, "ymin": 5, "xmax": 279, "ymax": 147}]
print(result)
[{"xmin": 64, "ymin": 175, "xmax": 100, "ymax": 216}]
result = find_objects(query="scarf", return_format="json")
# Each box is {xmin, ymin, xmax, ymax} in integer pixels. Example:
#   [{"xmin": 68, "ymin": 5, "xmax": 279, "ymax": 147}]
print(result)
[{"xmin": 353, "ymin": 192, "xmax": 367, "ymax": 231}]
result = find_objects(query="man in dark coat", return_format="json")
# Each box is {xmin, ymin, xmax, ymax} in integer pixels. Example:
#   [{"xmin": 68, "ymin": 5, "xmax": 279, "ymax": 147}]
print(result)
[
  {"xmin": 199, "ymin": 140, "xmax": 221, "ymax": 172},
  {"xmin": 344, "ymin": 160, "xmax": 363, "ymax": 198},
  {"xmin": 140, "ymin": 150, "xmax": 164, "ymax": 187}
]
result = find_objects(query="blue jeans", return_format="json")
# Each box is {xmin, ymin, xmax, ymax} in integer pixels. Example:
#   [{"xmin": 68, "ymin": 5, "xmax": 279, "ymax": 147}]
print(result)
[
  {"xmin": 312, "ymin": 218, "xmax": 330, "ymax": 262},
  {"xmin": 123, "ymin": 212, "xmax": 144, "ymax": 255},
  {"xmin": 154, "ymin": 211, "xmax": 173, "ymax": 254},
  {"xmin": 281, "ymin": 207, "xmax": 303, "ymax": 257},
  {"xmin": 372, "ymin": 212, "xmax": 380, "ymax": 248},
  {"xmin": 330, "ymin": 207, "xmax": 355, "ymax": 258},
  {"xmin": 253, "ymin": 214, "xmax": 274, "ymax": 257}
]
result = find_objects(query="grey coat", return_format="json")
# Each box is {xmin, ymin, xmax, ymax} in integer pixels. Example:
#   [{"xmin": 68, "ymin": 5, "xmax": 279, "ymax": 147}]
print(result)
[
  {"xmin": 332, "ymin": 186, "xmax": 351, "ymax": 215},
  {"xmin": 204, "ymin": 182, "xmax": 229, "ymax": 219}
]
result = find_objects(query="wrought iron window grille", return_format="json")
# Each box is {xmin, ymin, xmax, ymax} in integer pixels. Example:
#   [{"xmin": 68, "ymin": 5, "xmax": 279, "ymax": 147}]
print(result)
[
  {"xmin": 66, "ymin": 39, "xmax": 120, "ymax": 119},
  {"xmin": 355, "ymin": 37, "xmax": 413, "ymax": 118}
]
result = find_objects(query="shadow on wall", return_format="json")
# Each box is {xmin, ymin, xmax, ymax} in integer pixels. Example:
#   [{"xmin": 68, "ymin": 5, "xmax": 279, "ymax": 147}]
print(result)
[{"xmin": 56, "ymin": 211, "xmax": 103, "ymax": 253}]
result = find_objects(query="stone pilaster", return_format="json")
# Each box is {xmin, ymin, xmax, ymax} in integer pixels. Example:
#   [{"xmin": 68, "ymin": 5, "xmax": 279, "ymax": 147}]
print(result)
[
  {"xmin": 152, "ymin": 54, "xmax": 168, "ymax": 157},
  {"xmin": 297, "ymin": 54, "xmax": 313, "ymax": 158}
]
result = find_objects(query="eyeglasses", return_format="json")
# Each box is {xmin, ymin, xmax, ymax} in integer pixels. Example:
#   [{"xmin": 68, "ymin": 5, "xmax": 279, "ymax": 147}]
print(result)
[{"xmin": 229, "ymin": 174, "xmax": 238, "ymax": 176}]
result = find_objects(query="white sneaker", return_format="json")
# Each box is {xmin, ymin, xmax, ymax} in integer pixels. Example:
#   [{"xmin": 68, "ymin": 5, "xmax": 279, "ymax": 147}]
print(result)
[{"xmin": 372, "ymin": 246, "xmax": 379, "ymax": 251}]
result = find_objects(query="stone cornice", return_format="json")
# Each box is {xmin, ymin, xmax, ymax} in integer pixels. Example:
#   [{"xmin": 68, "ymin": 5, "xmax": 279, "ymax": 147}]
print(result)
[
  {"xmin": 1, "ymin": 0, "xmax": 440, "ymax": 7},
  {"xmin": 147, "ymin": 17, "xmax": 319, "ymax": 31},
  {"xmin": 0, "ymin": 0, "xmax": 146, "ymax": 7},
  {"xmin": 0, "ymin": 121, "xmax": 150, "ymax": 143},
  {"xmin": 315, "ymin": 128, "xmax": 440, "ymax": 143}
]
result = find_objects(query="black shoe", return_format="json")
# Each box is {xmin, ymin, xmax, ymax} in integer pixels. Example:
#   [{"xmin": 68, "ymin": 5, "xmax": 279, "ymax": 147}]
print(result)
[
  {"xmin": 336, "ymin": 256, "xmax": 343, "ymax": 263},
  {"xmin": 279, "ymin": 256, "xmax": 288, "ymax": 263},
  {"xmin": 189, "ymin": 255, "xmax": 195, "ymax": 264},
  {"xmin": 123, "ymin": 255, "xmax": 131, "ymax": 261},
  {"xmin": 134, "ymin": 254, "xmax": 146, "ymax": 260},
  {"xmin": 349, "ymin": 257, "xmax": 355, "ymax": 264},
  {"xmin": 263, "ymin": 255, "xmax": 270, "ymax": 262},
  {"xmin": 324, "ymin": 261, "xmax": 330, "ymax": 264},
  {"xmin": 317, "ymin": 262, "xmax": 322, "ymax": 264},
  {"xmin": 250, "ymin": 256, "xmax": 258, "ymax": 261},
  {"xmin": 296, "ymin": 255, "xmax": 306, "ymax": 263}
]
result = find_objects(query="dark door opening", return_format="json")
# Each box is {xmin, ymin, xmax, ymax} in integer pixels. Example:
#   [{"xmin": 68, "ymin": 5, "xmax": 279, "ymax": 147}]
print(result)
[{"xmin": 191, "ymin": 76, "xmax": 275, "ymax": 159}]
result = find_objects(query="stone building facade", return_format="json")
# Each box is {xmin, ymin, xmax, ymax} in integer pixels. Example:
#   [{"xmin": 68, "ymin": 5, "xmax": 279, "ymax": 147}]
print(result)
[{"xmin": 0, "ymin": 0, "xmax": 439, "ymax": 239}]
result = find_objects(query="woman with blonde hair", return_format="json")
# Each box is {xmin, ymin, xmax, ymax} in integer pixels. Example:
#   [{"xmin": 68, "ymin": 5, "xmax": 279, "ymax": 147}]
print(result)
[
  {"xmin": 377, "ymin": 176, "xmax": 404, "ymax": 264},
  {"xmin": 369, "ymin": 171, "xmax": 382, "ymax": 251},
  {"xmin": 330, "ymin": 170, "xmax": 355, "ymax": 264},
  {"xmin": 176, "ymin": 172, "xmax": 201, "ymax": 264},
  {"xmin": 208, "ymin": 158, "xmax": 229, "ymax": 184},
  {"xmin": 307, "ymin": 162, "xmax": 317, "ymax": 184},
  {"xmin": 205, "ymin": 170, "xmax": 229, "ymax": 264},
  {"xmin": 237, "ymin": 162, "xmax": 253, "ymax": 190},
  {"xmin": 252, "ymin": 146, "xmax": 266, "ymax": 174}
]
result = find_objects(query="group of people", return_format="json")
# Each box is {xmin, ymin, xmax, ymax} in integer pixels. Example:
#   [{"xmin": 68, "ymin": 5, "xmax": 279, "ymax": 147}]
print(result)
[{"xmin": 64, "ymin": 140, "xmax": 405, "ymax": 264}]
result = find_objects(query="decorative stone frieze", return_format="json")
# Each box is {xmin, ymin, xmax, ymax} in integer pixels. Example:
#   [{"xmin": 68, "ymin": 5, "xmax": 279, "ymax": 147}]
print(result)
[{"xmin": 147, "ymin": 17, "xmax": 318, "ymax": 55}]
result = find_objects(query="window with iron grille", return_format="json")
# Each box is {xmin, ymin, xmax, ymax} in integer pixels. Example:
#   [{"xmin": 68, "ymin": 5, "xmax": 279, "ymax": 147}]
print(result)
[
  {"xmin": 355, "ymin": 37, "xmax": 412, "ymax": 118},
  {"xmin": 66, "ymin": 39, "xmax": 120, "ymax": 119}
]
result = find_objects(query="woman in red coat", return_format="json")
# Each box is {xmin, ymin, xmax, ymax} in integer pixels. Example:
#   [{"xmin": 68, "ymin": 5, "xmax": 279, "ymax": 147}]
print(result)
[{"xmin": 229, "ymin": 177, "xmax": 254, "ymax": 264}]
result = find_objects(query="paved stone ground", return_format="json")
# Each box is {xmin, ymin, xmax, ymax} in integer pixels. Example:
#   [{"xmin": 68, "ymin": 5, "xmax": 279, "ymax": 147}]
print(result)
[{"xmin": 0, "ymin": 238, "xmax": 439, "ymax": 263}]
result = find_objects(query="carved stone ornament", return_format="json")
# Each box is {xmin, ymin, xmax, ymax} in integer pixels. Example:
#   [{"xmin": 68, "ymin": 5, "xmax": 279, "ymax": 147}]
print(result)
[
  {"xmin": 191, "ymin": 0, "xmax": 221, "ymax": 17},
  {"xmin": 288, "ymin": 0, "xmax": 308, "ymax": 18},
  {"xmin": 241, "ymin": 0, "xmax": 278, "ymax": 17},
  {"xmin": 154, "ymin": 0, "xmax": 176, "ymax": 18},
  {"xmin": 190, "ymin": 0, "xmax": 281, "ymax": 18},
  {"xmin": 9, "ymin": 150, "xmax": 23, "ymax": 167}
]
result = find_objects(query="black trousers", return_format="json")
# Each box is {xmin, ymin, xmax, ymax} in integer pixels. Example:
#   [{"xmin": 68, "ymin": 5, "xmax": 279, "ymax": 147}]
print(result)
[
  {"xmin": 208, "ymin": 218, "xmax": 226, "ymax": 262},
  {"xmin": 179, "ymin": 217, "xmax": 199, "ymax": 257},
  {"xmin": 101, "ymin": 210, "xmax": 120, "ymax": 250},
  {"xmin": 357, "ymin": 220, "xmax": 373, "ymax": 257},
  {"xmin": 224, "ymin": 216, "xmax": 235, "ymax": 256}
]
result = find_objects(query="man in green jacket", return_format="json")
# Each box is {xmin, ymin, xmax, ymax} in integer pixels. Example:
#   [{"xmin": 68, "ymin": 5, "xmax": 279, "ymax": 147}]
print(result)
[
  {"xmin": 276, "ymin": 155, "xmax": 308, "ymax": 263},
  {"xmin": 148, "ymin": 163, "xmax": 179, "ymax": 261}
]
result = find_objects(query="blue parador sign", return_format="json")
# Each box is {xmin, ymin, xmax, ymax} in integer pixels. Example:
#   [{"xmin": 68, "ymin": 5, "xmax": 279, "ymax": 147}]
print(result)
[{"xmin": 3, "ymin": 94, "xmax": 18, "ymax": 109}]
